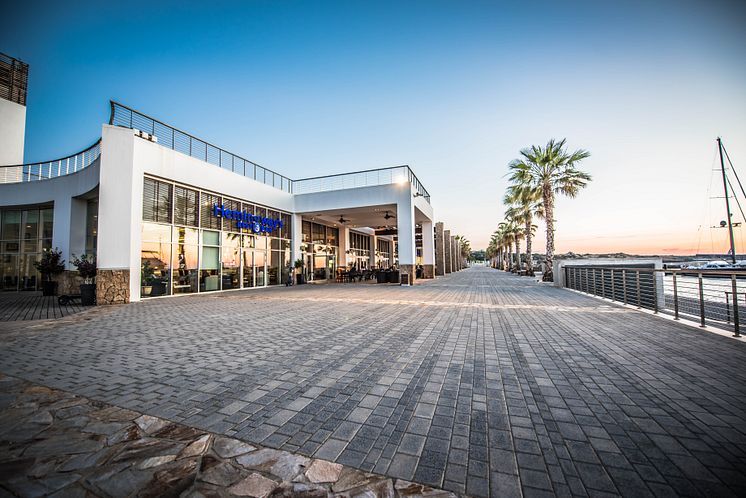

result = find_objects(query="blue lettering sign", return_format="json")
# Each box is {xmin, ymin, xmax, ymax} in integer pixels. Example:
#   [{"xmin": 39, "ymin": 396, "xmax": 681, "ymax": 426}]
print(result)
[{"xmin": 212, "ymin": 204, "xmax": 283, "ymax": 234}]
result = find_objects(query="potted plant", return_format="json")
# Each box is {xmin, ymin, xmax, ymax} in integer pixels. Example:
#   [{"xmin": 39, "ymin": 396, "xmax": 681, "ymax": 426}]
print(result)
[
  {"xmin": 293, "ymin": 258, "xmax": 305, "ymax": 285},
  {"xmin": 33, "ymin": 248, "xmax": 65, "ymax": 296},
  {"xmin": 141, "ymin": 260, "xmax": 155, "ymax": 296},
  {"xmin": 71, "ymin": 254, "xmax": 97, "ymax": 305}
]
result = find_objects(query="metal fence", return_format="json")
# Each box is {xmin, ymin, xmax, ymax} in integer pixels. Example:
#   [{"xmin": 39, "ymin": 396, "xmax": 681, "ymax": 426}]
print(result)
[
  {"xmin": 564, "ymin": 266, "xmax": 744, "ymax": 337},
  {"xmin": 0, "ymin": 53, "xmax": 28, "ymax": 106},
  {"xmin": 0, "ymin": 139, "xmax": 101, "ymax": 183},
  {"xmin": 293, "ymin": 165, "xmax": 431, "ymax": 202},
  {"xmin": 109, "ymin": 101, "xmax": 292, "ymax": 193}
]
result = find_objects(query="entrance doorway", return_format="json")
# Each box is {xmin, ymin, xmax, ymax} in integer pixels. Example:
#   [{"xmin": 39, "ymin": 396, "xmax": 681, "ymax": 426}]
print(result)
[{"xmin": 242, "ymin": 248, "xmax": 267, "ymax": 288}]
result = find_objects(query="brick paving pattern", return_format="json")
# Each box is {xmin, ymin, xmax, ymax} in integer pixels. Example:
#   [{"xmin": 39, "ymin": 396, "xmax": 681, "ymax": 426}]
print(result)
[{"xmin": 1, "ymin": 267, "xmax": 745, "ymax": 497}]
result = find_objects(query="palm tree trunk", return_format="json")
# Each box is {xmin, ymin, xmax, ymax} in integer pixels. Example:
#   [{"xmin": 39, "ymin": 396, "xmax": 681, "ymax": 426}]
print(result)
[
  {"xmin": 543, "ymin": 184, "xmax": 555, "ymax": 281},
  {"xmin": 515, "ymin": 238, "xmax": 521, "ymax": 272},
  {"xmin": 525, "ymin": 219, "xmax": 533, "ymax": 274}
]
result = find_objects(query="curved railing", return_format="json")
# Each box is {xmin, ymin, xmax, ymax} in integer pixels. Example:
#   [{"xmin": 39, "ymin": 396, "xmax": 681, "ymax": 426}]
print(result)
[{"xmin": 0, "ymin": 139, "xmax": 101, "ymax": 184}]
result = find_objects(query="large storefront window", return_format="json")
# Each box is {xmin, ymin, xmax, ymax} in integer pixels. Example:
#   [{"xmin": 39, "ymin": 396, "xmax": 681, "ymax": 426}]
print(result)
[
  {"xmin": 377, "ymin": 238, "xmax": 393, "ymax": 268},
  {"xmin": 140, "ymin": 177, "xmax": 290, "ymax": 298},
  {"xmin": 1, "ymin": 207, "xmax": 53, "ymax": 291},
  {"xmin": 349, "ymin": 231, "xmax": 371, "ymax": 270},
  {"xmin": 301, "ymin": 221, "xmax": 338, "ymax": 281}
]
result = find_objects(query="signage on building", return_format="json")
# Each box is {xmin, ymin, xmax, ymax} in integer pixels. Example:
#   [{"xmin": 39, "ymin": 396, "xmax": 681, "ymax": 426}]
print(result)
[{"xmin": 213, "ymin": 204, "xmax": 283, "ymax": 233}]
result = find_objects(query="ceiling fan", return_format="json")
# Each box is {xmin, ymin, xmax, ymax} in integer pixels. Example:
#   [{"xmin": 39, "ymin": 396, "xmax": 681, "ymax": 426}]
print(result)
[
  {"xmin": 383, "ymin": 211, "xmax": 396, "ymax": 220},
  {"xmin": 337, "ymin": 215, "xmax": 349, "ymax": 224}
]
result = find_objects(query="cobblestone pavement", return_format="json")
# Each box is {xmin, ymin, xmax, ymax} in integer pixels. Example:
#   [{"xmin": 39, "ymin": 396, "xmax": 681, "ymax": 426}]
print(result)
[
  {"xmin": 0, "ymin": 374, "xmax": 457, "ymax": 497},
  {"xmin": 1, "ymin": 267, "xmax": 745, "ymax": 497}
]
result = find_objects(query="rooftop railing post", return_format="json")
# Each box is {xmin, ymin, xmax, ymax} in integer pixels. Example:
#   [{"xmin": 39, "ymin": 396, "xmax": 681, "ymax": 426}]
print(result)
[
  {"xmin": 673, "ymin": 272, "xmax": 679, "ymax": 319},
  {"xmin": 732, "ymin": 274, "xmax": 741, "ymax": 337},
  {"xmin": 636, "ymin": 271, "xmax": 641, "ymax": 308},
  {"xmin": 698, "ymin": 273, "xmax": 706, "ymax": 327}
]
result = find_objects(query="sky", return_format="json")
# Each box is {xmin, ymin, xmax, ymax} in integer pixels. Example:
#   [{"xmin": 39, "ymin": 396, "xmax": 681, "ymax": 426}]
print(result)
[{"xmin": 2, "ymin": 0, "xmax": 745, "ymax": 255}]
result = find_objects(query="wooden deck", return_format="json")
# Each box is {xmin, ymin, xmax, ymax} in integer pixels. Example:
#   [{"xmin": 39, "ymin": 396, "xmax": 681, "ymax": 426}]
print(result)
[{"xmin": 0, "ymin": 292, "xmax": 86, "ymax": 322}]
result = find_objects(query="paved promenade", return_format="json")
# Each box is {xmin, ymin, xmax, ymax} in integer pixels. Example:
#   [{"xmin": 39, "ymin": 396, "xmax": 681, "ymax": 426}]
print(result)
[{"xmin": 1, "ymin": 267, "xmax": 745, "ymax": 497}]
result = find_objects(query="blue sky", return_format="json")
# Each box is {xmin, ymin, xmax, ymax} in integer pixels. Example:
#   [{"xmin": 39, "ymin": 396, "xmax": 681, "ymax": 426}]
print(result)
[{"xmin": 3, "ymin": 0, "xmax": 745, "ymax": 253}]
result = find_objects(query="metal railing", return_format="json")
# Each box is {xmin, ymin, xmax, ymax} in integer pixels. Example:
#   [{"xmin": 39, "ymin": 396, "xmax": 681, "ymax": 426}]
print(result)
[
  {"xmin": 109, "ymin": 101, "xmax": 293, "ymax": 193},
  {"xmin": 0, "ymin": 53, "xmax": 28, "ymax": 106},
  {"xmin": 0, "ymin": 139, "xmax": 101, "ymax": 184},
  {"xmin": 564, "ymin": 266, "xmax": 744, "ymax": 337},
  {"xmin": 293, "ymin": 165, "xmax": 431, "ymax": 202}
]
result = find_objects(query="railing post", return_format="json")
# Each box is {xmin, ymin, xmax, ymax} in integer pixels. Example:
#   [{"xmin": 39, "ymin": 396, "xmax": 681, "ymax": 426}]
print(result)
[
  {"xmin": 732, "ymin": 274, "xmax": 741, "ymax": 337},
  {"xmin": 636, "ymin": 270, "xmax": 641, "ymax": 308},
  {"xmin": 673, "ymin": 273, "xmax": 679, "ymax": 319},
  {"xmin": 623, "ymin": 269, "xmax": 627, "ymax": 305},
  {"xmin": 698, "ymin": 273, "xmax": 706, "ymax": 327}
]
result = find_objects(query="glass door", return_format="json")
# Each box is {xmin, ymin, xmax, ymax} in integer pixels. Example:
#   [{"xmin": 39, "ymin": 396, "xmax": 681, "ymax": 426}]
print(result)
[
  {"xmin": 254, "ymin": 250, "xmax": 266, "ymax": 287},
  {"xmin": 242, "ymin": 248, "xmax": 255, "ymax": 288}
]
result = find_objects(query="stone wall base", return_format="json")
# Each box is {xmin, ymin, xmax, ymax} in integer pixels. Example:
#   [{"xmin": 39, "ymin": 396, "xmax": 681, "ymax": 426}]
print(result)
[
  {"xmin": 421, "ymin": 264, "xmax": 435, "ymax": 279},
  {"xmin": 96, "ymin": 269, "xmax": 130, "ymax": 305},
  {"xmin": 399, "ymin": 264, "xmax": 416, "ymax": 285},
  {"xmin": 56, "ymin": 270, "xmax": 83, "ymax": 296}
]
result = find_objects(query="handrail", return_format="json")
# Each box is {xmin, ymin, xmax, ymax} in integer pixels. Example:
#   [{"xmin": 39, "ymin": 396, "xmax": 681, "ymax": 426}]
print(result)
[
  {"xmin": 562, "ymin": 264, "xmax": 744, "ymax": 337},
  {"xmin": 0, "ymin": 139, "xmax": 102, "ymax": 183},
  {"xmin": 293, "ymin": 165, "xmax": 431, "ymax": 202},
  {"xmin": 109, "ymin": 101, "xmax": 293, "ymax": 193}
]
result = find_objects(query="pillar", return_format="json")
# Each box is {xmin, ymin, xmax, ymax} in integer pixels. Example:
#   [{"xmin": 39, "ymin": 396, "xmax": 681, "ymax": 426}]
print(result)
[
  {"xmin": 369, "ymin": 234, "xmax": 377, "ymax": 269},
  {"xmin": 444, "ymin": 229, "xmax": 452, "ymax": 273},
  {"xmin": 339, "ymin": 226, "xmax": 350, "ymax": 268},
  {"xmin": 451, "ymin": 236, "xmax": 458, "ymax": 272},
  {"xmin": 435, "ymin": 222, "xmax": 445, "ymax": 276},
  {"xmin": 397, "ymin": 189, "xmax": 416, "ymax": 285},
  {"xmin": 421, "ymin": 220, "xmax": 434, "ymax": 278}
]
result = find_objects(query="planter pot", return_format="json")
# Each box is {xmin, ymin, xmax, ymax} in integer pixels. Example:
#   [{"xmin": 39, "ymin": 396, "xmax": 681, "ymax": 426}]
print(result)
[
  {"xmin": 80, "ymin": 284, "xmax": 96, "ymax": 306},
  {"xmin": 42, "ymin": 281, "xmax": 58, "ymax": 296},
  {"xmin": 376, "ymin": 272, "xmax": 386, "ymax": 284},
  {"xmin": 295, "ymin": 274, "xmax": 305, "ymax": 285},
  {"xmin": 141, "ymin": 286, "xmax": 152, "ymax": 297}
]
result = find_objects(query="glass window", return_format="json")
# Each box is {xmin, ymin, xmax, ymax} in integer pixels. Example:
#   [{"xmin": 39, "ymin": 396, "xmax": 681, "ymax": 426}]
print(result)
[
  {"xmin": 169, "ymin": 227, "xmax": 198, "ymax": 294},
  {"xmin": 312, "ymin": 223, "xmax": 325, "ymax": 244},
  {"xmin": 84, "ymin": 202, "xmax": 97, "ymax": 254},
  {"xmin": 327, "ymin": 226, "xmax": 338, "ymax": 247},
  {"xmin": 22, "ymin": 210, "xmax": 39, "ymax": 253},
  {"xmin": 142, "ymin": 222, "xmax": 172, "ymax": 243},
  {"xmin": 200, "ymin": 193, "xmax": 221, "ymax": 230},
  {"xmin": 174, "ymin": 186, "xmax": 199, "ymax": 227},
  {"xmin": 1, "ymin": 254, "xmax": 19, "ymax": 291},
  {"xmin": 268, "ymin": 250, "xmax": 281, "ymax": 286},
  {"xmin": 1, "ymin": 210, "xmax": 20, "ymax": 241},
  {"xmin": 302, "ymin": 221, "xmax": 311, "ymax": 243},
  {"xmin": 281, "ymin": 213, "xmax": 291, "ymax": 240},
  {"xmin": 41, "ymin": 208, "xmax": 54, "ymax": 240},
  {"xmin": 222, "ymin": 233, "xmax": 241, "ymax": 289},
  {"xmin": 200, "ymin": 246, "xmax": 220, "ymax": 292},
  {"xmin": 222, "ymin": 199, "xmax": 241, "ymax": 233},
  {"xmin": 202, "ymin": 230, "xmax": 220, "ymax": 245},
  {"xmin": 142, "ymin": 178, "xmax": 172, "ymax": 223},
  {"xmin": 141, "ymin": 241, "xmax": 171, "ymax": 298}
]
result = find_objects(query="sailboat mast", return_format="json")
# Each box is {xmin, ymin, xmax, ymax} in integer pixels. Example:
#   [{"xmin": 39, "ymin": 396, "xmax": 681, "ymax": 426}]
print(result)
[{"xmin": 718, "ymin": 137, "xmax": 737, "ymax": 264}]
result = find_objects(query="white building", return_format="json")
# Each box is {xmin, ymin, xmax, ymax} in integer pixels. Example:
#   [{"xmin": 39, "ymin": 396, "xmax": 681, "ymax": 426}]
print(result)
[{"xmin": 0, "ymin": 55, "xmax": 442, "ymax": 303}]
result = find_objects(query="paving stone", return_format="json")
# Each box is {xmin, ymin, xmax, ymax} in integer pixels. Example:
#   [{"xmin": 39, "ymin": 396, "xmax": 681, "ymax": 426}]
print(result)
[
  {"xmin": 305, "ymin": 459, "xmax": 343, "ymax": 483},
  {"xmin": 213, "ymin": 436, "xmax": 256, "ymax": 458},
  {"xmin": 228, "ymin": 472, "xmax": 279, "ymax": 497}
]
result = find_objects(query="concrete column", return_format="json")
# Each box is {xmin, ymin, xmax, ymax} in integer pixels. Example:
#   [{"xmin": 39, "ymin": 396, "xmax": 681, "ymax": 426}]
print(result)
[
  {"xmin": 339, "ymin": 226, "xmax": 350, "ymax": 267},
  {"xmin": 451, "ymin": 236, "xmax": 458, "ymax": 272},
  {"xmin": 435, "ymin": 222, "xmax": 445, "ymax": 276},
  {"xmin": 396, "ymin": 188, "xmax": 416, "ymax": 284},
  {"xmin": 51, "ymin": 196, "xmax": 86, "ymax": 268},
  {"xmin": 291, "ymin": 213, "xmax": 303, "ymax": 266},
  {"xmin": 369, "ymin": 234, "xmax": 377, "ymax": 269},
  {"xmin": 421, "ymin": 219, "xmax": 434, "ymax": 278},
  {"xmin": 97, "ymin": 125, "xmax": 139, "ymax": 304},
  {"xmin": 444, "ymin": 229, "xmax": 452, "ymax": 273}
]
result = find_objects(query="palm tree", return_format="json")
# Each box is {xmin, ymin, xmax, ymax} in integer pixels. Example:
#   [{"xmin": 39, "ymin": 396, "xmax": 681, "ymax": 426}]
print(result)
[
  {"xmin": 504, "ymin": 185, "xmax": 543, "ymax": 275},
  {"xmin": 497, "ymin": 221, "xmax": 520, "ymax": 271},
  {"xmin": 508, "ymin": 139, "xmax": 591, "ymax": 281}
]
